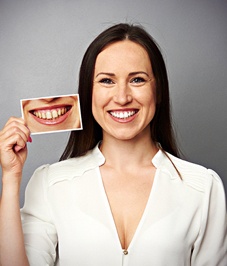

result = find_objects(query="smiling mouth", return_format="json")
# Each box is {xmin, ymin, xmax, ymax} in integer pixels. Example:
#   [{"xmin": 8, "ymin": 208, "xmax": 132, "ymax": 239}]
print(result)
[
  {"xmin": 109, "ymin": 110, "xmax": 138, "ymax": 119},
  {"xmin": 29, "ymin": 105, "xmax": 72, "ymax": 126}
]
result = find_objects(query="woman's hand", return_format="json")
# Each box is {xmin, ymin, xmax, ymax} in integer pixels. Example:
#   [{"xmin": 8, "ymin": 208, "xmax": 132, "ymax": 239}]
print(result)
[
  {"xmin": 0, "ymin": 118, "xmax": 31, "ymax": 266},
  {"xmin": 0, "ymin": 117, "xmax": 31, "ymax": 180}
]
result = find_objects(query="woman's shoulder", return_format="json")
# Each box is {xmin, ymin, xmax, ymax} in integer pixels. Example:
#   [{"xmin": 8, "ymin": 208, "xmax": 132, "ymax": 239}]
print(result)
[
  {"xmin": 31, "ymin": 145, "xmax": 105, "ymax": 187},
  {"xmin": 165, "ymin": 152, "xmax": 224, "ymax": 193},
  {"xmin": 153, "ymin": 149, "xmax": 224, "ymax": 194}
]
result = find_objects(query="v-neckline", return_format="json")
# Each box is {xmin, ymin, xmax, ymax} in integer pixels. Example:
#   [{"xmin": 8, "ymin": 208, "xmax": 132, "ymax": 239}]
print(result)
[{"xmin": 97, "ymin": 167, "xmax": 159, "ymax": 252}]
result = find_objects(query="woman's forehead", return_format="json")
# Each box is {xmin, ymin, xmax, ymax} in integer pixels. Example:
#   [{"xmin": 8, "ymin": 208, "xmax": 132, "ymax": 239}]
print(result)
[{"xmin": 95, "ymin": 40, "xmax": 152, "ymax": 74}]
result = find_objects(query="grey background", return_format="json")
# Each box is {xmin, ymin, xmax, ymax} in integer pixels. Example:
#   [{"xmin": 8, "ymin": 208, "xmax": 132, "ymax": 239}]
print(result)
[{"xmin": 0, "ymin": 0, "xmax": 226, "ymax": 206}]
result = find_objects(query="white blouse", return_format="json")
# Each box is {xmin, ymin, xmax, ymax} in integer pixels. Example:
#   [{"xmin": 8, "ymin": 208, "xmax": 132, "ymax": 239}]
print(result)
[{"xmin": 21, "ymin": 144, "xmax": 227, "ymax": 266}]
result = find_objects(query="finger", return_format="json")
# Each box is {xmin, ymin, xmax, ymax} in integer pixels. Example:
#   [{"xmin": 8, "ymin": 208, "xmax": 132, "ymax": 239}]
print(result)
[
  {"xmin": 4, "ymin": 132, "xmax": 27, "ymax": 150},
  {"xmin": 0, "ymin": 129, "xmax": 28, "ymax": 147},
  {"xmin": 14, "ymin": 144, "xmax": 27, "ymax": 153},
  {"xmin": 0, "ymin": 127, "xmax": 30, "ymax": 154},
  {"xmin": 4, "ymin": 118, "xmax": 29, "ymax": 132},
  {"xmin": 4, "ymin": 117, "xmax": 27, "ymax": 128},
  {"xmin": 1, "ymin": 120, "xmax": 31, "ymax": 142}
]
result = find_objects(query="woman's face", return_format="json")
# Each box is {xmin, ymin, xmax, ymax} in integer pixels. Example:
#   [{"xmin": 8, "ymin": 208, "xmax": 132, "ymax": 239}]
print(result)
[
  {"xmin": 92, "ymin": 40, "xmax": 156, "ymax": 142},
  {"xmin": 22, "ymin": 95, "xmax": 81, "ymax": 133}
]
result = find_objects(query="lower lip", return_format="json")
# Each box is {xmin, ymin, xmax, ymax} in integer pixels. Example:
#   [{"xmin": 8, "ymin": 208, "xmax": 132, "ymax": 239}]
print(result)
[
  {"xmin": 30, "ymin": 108, "xmax": 72, "ymax": 125},
  {"xmin": 109, "ymin": 112, "xmax": 138, "ymax": 123}
]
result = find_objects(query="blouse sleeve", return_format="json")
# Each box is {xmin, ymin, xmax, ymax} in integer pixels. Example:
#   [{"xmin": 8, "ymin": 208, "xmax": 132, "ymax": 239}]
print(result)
[
  {"xmin": 20, "ymin": 165, "xmax": 58, "ymax": 266},
  {"xmin": 191, "ymin": 169, "xmax": 227, "ymax": 266}
]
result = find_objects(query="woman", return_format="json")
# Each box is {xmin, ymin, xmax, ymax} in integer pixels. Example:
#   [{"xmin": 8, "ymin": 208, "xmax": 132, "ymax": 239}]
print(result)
[{"xmin": 0, "ymin": 23, "xmax": 226, "ymax": 266}]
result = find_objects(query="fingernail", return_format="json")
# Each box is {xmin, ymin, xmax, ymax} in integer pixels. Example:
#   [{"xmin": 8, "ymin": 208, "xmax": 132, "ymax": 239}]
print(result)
[{"xmin": 28, "ymin": 136, "xmax": 32, "ymax": 143}]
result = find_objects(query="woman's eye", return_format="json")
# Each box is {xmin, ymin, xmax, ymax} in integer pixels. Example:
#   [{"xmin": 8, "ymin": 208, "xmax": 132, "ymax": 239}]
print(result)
[
  {"xmin": 131, "ymin": 77, "xmax": 146, "ymax": 84},
  {"xmin": 99, "ymin": 78, "xmax": 114, "ymax": 84}
]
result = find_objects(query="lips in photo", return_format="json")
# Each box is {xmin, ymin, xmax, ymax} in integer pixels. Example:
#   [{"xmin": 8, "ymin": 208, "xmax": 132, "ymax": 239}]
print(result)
[{"xmin": 30, "ymin": 105, "xmax": 72, "ymax": 125}]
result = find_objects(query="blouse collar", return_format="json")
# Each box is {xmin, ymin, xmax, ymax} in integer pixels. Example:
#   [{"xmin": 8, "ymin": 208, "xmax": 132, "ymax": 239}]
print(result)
[
  {"xmin": 95, "ymin": 141, "xmax": 179, "ymax": 180},
  {"xmin": 47, "ymin": 142, "xmax": 179, "ymax": 186}
]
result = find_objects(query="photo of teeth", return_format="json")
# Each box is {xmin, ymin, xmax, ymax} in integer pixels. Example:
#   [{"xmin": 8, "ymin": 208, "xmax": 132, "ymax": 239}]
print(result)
[
  {"xmin": 20, "ymin": 94, "xmax": 82, "ymax": 134},
  {"xmin": 33, "ymin": 107, "xmax": 69, "ymax": 120}
]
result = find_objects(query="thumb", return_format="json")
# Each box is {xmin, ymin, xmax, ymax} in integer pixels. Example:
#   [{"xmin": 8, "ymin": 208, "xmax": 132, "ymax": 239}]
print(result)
[{"xmin": 13, "ymin": 144, "xmax": 26, "ymax": 153}]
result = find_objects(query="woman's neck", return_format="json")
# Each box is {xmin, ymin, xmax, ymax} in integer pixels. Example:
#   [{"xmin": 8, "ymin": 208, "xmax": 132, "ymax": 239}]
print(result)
[{"xmin": 99, "ymin": 135, "xmax": 158, "ymax": 170}]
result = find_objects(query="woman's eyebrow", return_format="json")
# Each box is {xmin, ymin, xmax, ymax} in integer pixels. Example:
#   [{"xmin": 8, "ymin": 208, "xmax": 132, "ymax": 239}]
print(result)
[
  {"xmin": 95, "ymin": 71, "xmax": 149, "ymax": 78},
  {"xmin": 128, "ymin": 71, "xmax": 149, "ymax": 77},
  {"xmin": 95, "ymin": 72, "xmax": 115, "ymax": 78}
]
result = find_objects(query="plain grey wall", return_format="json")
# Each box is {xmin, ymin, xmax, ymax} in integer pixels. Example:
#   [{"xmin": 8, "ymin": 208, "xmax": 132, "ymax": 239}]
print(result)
[{"xmin": 0, "ymin": 0, "xmax": 226, "ymax": 206}]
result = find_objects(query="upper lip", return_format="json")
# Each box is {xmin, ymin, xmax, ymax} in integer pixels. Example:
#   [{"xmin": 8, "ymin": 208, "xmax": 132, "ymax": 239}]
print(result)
[
  {"xmin": 29, "ymin": 104, "xmax": 71, "ymax": 112},
  {"xmin": 108, "ymin": 108, "xmax": 139, "ymax": 112}
]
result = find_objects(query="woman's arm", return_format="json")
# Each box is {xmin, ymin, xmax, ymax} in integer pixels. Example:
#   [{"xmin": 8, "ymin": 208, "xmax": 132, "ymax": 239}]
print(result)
[
  {"xmin": 0, "ymin": 117, "xmax": 31, "ymax": 266},
  {"xmin": 0, "ymin": 176, "xmax": 29, "ymax": 266},
  {"xmin": 191, "ymin": 169, "xmax": 227, "ymax": 266}
]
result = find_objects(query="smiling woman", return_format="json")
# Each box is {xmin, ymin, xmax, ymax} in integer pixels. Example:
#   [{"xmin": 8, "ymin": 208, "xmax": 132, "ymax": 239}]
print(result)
[
  {"xmin": 0, "ymin": 23, "xmax": 226, "ymax": 266},
  {"xmin": 21, "ymin": 94, "xmax": 82, "ymax": 134}
]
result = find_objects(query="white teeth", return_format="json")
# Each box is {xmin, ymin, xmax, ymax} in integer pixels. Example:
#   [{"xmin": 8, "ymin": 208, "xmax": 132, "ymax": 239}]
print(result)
[
  {"xmin": 110, "ymin": 111, "xmax": 136, "ymax": 119},
  {"xmin": 46, "ymin": 111, "xmax": 52, "ymax": 119},
  {"xmin": 52, "ymin": 110, "xmax": 58, "ymax": 119},
  {"xmin": 33, "ymin": 107, "xmax": 69, "ymax": 120}
]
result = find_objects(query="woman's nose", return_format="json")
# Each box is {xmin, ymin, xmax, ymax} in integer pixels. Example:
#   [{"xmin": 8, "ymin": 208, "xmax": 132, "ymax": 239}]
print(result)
[
  {"xmin": 43, "ymin": 97, "xmax": 60, "ymax": 103},
  {"xmin": 113, "ymin": 82, "xmax": 132, "ymax": 105}
]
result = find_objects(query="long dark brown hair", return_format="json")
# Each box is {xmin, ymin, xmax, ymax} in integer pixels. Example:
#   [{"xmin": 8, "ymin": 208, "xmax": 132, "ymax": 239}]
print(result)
[{"xmin": 60, "ymin": 23, "xmax": 180, "ymax": 160}]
